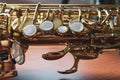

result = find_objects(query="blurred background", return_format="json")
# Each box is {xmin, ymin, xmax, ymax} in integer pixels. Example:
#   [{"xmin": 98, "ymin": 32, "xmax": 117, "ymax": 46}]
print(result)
[
  {"xmin": 8, "ymin": 46, "xmax": 120, "ymax": 80},
  {"xmin": 0, "ymin": 0, "xmax": 94, "ymax": 4},
  {"xmin": 0, "ymin": 0, "xmax": 120, "ymax": 4},
  {"xmin": 0, "ymin": 0, "xmax": 120, "ymax": 80}
]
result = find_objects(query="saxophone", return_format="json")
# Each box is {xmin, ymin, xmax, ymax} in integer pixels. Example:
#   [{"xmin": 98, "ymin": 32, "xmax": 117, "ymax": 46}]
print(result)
[{"xmin": 0, "ymin": 2, "xmax": 120, "ymax": 79}]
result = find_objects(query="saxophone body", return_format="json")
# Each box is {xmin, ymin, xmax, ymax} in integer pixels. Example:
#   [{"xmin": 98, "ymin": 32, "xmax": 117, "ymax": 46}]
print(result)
[{"xmin": 0, "ymin": 3, "xmax": 120, "ymax": 78}]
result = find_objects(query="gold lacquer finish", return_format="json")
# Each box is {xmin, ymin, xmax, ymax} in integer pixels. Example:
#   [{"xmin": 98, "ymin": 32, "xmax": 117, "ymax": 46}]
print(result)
[{"xmin": 0, "ymin": 2, "xmax": 120, "ymax": 79}]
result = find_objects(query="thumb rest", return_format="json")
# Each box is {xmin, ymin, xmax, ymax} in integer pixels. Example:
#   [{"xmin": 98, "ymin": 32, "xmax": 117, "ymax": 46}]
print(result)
[{"xmin": 0, "ymin": 2, "xmax": 120, "ymax": 78}]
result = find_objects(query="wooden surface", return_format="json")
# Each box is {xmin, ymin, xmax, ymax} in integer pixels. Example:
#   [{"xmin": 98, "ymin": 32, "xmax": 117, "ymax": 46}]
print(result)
[{"xmin": 8, "ymin": 45, "xmax": 120, "ymax": 80}]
